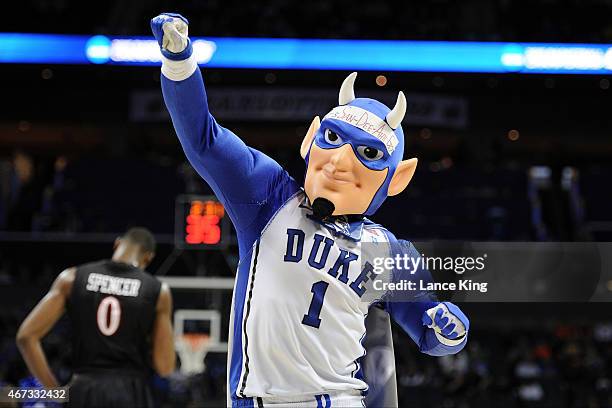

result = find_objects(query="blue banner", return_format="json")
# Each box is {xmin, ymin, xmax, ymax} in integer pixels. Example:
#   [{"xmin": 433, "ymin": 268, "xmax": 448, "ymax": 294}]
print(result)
[{"xmin": 1, "ymin": 33, "xmax": 612, "ymax": 74}]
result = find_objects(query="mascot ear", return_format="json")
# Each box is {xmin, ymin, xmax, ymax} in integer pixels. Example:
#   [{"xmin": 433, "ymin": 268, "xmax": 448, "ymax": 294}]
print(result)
[
  {"xmin": 300, "ymin": 116, "xmax": 321, "ymax": 159},
  {"xmin": 388, "ymin": 158, "xmax": 418, "ymax": 196}
]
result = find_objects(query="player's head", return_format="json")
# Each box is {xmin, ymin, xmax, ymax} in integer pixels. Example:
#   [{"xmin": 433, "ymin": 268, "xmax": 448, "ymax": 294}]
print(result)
[
  {"xmin": 113, "ymin": 227, "xmax": 156, "ymax": 269},
  {"xmin": 301, "ymin": 72, "xmax": 418, "ymax": 217}
]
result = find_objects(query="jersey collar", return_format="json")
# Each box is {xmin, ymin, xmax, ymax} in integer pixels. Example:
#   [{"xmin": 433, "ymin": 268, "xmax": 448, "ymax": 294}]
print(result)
[{"xmin": 299, "ymin": 194, "xmax": 365, "ymax": 241}]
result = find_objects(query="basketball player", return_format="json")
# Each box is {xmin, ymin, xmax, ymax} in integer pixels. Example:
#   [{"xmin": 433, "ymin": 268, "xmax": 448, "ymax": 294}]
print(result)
[
  {"xmin": 151, "ymin": 14, "xmax": 470, "ymax": 407},
  {"xmin": 16, "ymin": 227, "xmax": 175, "ymax": 408}
]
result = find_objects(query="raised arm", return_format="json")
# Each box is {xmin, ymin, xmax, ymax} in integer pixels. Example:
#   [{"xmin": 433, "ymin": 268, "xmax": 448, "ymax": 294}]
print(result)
[
  {"xmin": 151, "ymin": 14, "xmax": 296, "ymax": 237},
  {"xmin": 16, "ymin": 268, "xmax": 75, "ymax": 387}
]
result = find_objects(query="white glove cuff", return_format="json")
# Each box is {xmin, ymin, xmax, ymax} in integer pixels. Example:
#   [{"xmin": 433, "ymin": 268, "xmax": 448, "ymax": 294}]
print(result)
[{"xmin": 161, "ymin": 54, "xmax": 198, "ymax": 82}]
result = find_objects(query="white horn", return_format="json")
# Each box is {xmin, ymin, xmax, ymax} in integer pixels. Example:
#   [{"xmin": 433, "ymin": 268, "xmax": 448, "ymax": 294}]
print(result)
[
  {"xmin": 338, "ymin": 72, "xmax": 357, "ymax": 105},
  {"xmin": 386, "ymin": 91, "xmax": 406, "ymax": 129}
]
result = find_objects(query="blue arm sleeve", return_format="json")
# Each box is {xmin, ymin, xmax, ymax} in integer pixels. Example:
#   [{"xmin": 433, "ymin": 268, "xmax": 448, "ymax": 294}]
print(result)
[
  {"xmin": 161, "ymin": 68, "xmax": 298, "ymax": 248},
  {"xmin": 381, "ymin": 239, "xmax": 468, "ymax": 356}
]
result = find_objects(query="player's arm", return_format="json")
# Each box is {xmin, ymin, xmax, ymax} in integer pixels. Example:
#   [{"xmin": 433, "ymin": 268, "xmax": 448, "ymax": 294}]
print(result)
[
  {"xmin": 16, "ymin": 268, "xmax": 75, "ymax": 387},
  {"xmin": 381, "ymin": 241, "xmax": 469, "ymax": 356},
  {"xmin": 152, "ymin": 283, "xmax": 176, "ymax": 377},
  {"xmin": 151, "ymin": 14, "xmax": 292, "ymax": 232}
]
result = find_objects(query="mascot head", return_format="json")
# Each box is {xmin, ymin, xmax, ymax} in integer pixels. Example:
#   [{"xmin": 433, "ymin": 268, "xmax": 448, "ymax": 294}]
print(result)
[{"xmin": 301, "ymin": 72, "xmax": 418, "ymax": 217}]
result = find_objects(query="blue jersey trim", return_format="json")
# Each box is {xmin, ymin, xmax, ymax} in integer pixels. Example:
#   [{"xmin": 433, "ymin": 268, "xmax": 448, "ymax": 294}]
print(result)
[
  {"xmin": 229, "ymin": 242, "xmax": 259, "ymax": 399},
  {"xmin": 232, "ymin": 397, "xmax": 255, "ymax": 408}
]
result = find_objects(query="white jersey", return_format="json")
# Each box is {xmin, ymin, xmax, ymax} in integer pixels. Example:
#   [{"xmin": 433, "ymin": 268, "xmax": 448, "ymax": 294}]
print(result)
[{"xmin": 228, "ymin": 191, "xmax": 389, "ymax": 402}]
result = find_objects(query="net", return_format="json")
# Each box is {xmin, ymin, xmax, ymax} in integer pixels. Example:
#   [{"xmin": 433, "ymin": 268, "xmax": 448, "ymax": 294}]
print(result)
[{"xmin": 175, "ymin": 333, "xmax": 210, "ymax": 375}]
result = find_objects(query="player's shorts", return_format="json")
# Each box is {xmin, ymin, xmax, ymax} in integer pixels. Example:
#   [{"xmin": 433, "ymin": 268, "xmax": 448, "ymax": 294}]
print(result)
[
  {"xmin": 233, "ymin": 392, "xmax": 365, "ymax": 408},
  {"xmin": 66, "ymin": 371, "xmax": 153, "ymax": 408}
]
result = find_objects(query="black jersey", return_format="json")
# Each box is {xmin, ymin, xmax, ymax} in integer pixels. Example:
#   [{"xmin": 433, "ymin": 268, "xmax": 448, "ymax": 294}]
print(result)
[{"xmin": 66, "ymin": 260, "xmax": 162, "ymax": 374}]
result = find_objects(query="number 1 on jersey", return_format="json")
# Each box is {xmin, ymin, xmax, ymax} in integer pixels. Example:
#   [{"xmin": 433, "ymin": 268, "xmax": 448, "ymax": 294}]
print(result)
[{"xmin": 302, "ymin": 281, "xmax": 329, "ymax": 329}]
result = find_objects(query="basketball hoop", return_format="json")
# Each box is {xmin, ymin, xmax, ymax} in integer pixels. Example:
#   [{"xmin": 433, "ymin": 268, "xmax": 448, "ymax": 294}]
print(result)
[{"xmin": 175, "ymin": 333, "xmax": 210, "ymax": 375}]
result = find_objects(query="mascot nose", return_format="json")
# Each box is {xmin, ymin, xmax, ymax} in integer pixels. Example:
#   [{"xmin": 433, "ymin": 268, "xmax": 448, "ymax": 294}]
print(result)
[{"xmin": 329, "ymin": 144, "xmax": 354, "ymax": 170}]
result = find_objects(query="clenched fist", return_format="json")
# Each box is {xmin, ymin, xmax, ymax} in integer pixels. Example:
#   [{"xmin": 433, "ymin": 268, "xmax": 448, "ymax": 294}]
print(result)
[{"xmin": 150, "ymin": 13, "xmax": 192, "ymax": 60}]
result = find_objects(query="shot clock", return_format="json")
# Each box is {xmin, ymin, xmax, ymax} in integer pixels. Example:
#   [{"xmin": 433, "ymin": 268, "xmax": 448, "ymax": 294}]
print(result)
[{"xmin": 175, "ymin": 195, "xmax": 230, "ymax": 249}]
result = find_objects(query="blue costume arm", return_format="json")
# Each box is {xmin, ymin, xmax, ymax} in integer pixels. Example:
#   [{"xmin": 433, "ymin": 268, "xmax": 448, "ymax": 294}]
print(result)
[
  {"xmin": 385, "ymin": 300, "xmax": 468, "ymax": 357},
  {"xmin": 380, "ymin": 239, "xmax": 468, "ymax": 356},
  {"xmin": 161, "ymin": 67, "xmax": 298, "ymax": 247}
]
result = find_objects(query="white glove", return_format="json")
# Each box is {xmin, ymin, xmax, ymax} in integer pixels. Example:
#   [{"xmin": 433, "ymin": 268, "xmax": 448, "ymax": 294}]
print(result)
[
  {"xmin": 150, "ymin": 13, "xmax": 191, "ymax": 59},
  {"xmin": 422, "ymin": 302, "xmax": 469, "ymax": 346},
  {"xmin": 162, "ymin": 17, "xmax": 188, "ymax": 54},
  {"xmin": 151, "ymin": 13, "xmax": 197, "ymax": 80}
]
